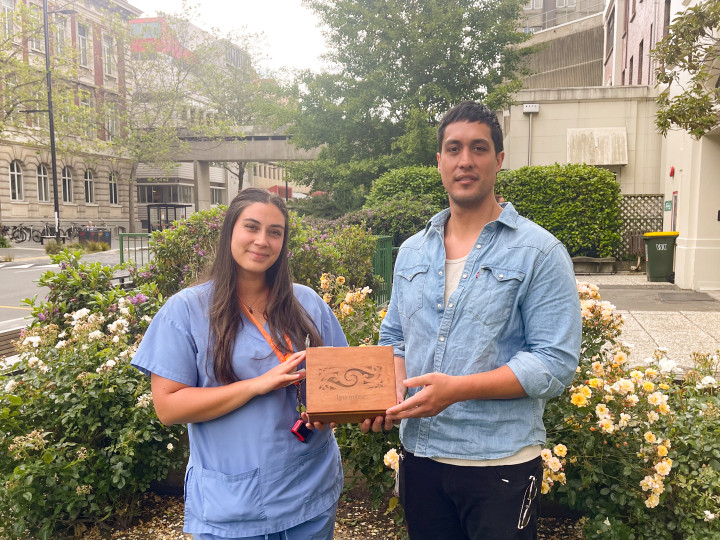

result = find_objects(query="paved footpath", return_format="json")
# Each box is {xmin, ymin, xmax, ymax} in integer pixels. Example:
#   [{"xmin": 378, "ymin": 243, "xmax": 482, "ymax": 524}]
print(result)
[{"xmin": 579, "ymin": 273, "xmax": 720, "ymax": 372}]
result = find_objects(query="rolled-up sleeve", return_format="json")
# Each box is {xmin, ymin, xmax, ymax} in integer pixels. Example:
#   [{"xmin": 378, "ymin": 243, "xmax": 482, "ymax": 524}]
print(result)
[{"xmin": 506, "ymin": 242, "xmax": 581, "ymax": 399}]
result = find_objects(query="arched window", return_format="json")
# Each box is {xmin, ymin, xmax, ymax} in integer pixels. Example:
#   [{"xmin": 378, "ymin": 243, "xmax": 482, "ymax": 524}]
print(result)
[
  {"xmin": 62, "ymin": 167, "xmax": 73, "ymax": 202},
  {"xmin": 84, "ymin": 170, "xmax": 94, "ymax": 203},
  {"xmin": 9, "ymin": 160, "xmax": 23, "ymax": 201},
  {"xmin": 37, "ymin": 164, "xmax": 50, "ymax": 202},
  {"xmin": 109, "ymin": 173, "xmax": 118, "ymax": 205}
]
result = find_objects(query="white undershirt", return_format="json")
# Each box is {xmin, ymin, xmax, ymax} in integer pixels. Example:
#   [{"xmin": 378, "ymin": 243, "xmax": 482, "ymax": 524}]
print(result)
[{"xmin": 430, "ymin": 255, "xmax": 541, "ymax": 467}]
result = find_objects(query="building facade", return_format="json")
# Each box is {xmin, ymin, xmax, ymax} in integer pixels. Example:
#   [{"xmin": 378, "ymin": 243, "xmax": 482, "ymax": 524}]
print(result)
[{"xmin": 0, "ymin": 0, "xmax": 141, "ymax": 235}]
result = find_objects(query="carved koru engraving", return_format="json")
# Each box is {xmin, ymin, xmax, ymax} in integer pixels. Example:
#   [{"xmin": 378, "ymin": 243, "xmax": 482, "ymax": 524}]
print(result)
[{"xmin": 318, "ymin": 366, "xmax": 385, "ymax": 390}]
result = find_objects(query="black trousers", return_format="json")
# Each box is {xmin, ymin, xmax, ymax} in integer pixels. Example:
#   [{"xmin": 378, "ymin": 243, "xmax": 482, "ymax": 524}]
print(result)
[{"xmin": 399, "ymin": 450, "xmax": 541, "ymax": 540}]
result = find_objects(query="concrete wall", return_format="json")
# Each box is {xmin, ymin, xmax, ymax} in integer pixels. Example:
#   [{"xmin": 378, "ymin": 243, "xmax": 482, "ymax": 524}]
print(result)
[
  {"xmin": 503, "ymin": 86, "xmax": 663, "ymax": 195},
  {"xmin": 655, "ymin": 0, "xmax": 720, "ymax": 290}
]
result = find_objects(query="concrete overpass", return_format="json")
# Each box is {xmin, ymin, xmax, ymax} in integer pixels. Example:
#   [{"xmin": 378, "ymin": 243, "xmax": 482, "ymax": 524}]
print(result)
[{"xmin": 168, "ymin": 127, "xmax": 320, "ymax": 211}]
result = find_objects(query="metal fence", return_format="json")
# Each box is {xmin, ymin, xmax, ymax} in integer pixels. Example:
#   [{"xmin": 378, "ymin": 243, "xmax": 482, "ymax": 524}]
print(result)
[
  {"xmin": 372, "ymin": 236, "xmax": 393, "ymax": 305},
  {"xmin": 119, "ymin": 233, "xmax": 152, "ymax": 267}
]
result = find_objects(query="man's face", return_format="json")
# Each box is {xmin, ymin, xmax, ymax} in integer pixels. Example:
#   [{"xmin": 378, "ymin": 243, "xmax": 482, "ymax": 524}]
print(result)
[{"xmin": 437, "ymin": 120, "xmax": 504, "ymax": 210}]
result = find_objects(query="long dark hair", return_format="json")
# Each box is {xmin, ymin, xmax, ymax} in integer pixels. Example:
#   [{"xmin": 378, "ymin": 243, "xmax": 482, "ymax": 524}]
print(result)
[{"xmin": 207, "ymin": 187, "xmax": 323, "ymax": 384}]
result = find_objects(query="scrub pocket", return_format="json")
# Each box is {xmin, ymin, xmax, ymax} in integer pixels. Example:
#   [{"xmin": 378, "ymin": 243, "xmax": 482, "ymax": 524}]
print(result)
[
  {"xmin": 299, "ymin": 438, "xmax": 340, "ymax": 506},
  {"xmin": 198, "ymin": 466, "xmax": 267, "ymax": 523}
]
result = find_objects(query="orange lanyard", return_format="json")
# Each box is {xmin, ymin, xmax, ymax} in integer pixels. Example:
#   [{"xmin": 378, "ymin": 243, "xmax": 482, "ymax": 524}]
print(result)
[{"xmin": 242, "ymin": 304, "xmax": 293, "ymax": 363}]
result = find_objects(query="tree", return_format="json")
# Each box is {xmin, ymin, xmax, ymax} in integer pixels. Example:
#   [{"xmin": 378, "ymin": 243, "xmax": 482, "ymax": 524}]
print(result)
[
  {"xmin": 652, "ymin": 0, "xmax": 720, "ymax": 138},
  {"xmin": 286, "ymin": 0, "xmax": 529, "ymax": 205},
  {"xmin": 0, "ymin": 3, "xmax": 100, "ymax": 153}
]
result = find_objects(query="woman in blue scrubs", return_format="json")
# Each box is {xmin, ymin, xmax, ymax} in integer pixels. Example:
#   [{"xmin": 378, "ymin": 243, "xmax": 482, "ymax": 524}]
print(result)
[{"xmin": 132, "ymin": 188, "xmax": 348, "ymax": 539}]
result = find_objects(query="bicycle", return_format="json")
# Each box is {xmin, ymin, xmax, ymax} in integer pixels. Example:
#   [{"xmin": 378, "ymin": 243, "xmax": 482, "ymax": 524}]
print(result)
[
  {"xmin": 10, "ymin": 223, "xmax": 30, "ymax": 243},
  {"xmin": 64, "ymin": 222, "xmax": 85, "ymax": 241},
  {"xmin": 98, "ymin": 217, "xmax": 127, "ymax": 239},
  {"xmin": 40, "ymin": 222, "xmax": 66, "ymax": 239}
]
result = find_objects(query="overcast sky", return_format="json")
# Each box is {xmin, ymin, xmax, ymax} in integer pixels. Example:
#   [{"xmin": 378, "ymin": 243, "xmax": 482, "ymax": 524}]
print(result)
[{"xmin": 135, "ymin": 0, "xmax": 328, "ymax": 74}]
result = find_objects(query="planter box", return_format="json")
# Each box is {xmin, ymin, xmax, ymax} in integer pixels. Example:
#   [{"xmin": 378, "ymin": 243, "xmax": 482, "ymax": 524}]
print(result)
[{"xmin": 572, "ymin": 256, "xmax": 617, "ymax": 275}]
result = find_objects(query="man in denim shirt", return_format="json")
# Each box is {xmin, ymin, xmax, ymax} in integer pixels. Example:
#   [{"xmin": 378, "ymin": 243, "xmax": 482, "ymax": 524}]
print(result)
[{"xmin": 367, "ymin": 101, "xmax": 581, "ymax": 539}]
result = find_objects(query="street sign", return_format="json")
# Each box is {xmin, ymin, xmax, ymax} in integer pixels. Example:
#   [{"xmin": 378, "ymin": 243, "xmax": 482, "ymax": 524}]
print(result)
[{"xmin": 665, "ymin": 201, "xmax": 672, "ymax": 211}]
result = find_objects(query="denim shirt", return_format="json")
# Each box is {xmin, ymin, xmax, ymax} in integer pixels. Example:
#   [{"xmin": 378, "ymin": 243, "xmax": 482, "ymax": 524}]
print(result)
[{"xmin": 379, "ymin": 203, "xmax": 581, "ymax": 460}]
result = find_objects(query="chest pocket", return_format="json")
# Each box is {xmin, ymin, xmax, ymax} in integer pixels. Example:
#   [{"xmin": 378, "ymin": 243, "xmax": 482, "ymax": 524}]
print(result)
[
  {"xmin": 395, "ymin": 264, "xmax": 429, "ymax": 319},
  {"xmin": 467, "ymin": 265, "xmax": 525, "ymax": 327}
]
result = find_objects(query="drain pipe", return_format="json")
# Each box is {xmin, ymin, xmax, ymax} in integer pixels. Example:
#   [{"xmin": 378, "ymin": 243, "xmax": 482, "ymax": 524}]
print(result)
[{"xmin": 522, "ymin": 103, "xmax": 540, "ymax": 166}]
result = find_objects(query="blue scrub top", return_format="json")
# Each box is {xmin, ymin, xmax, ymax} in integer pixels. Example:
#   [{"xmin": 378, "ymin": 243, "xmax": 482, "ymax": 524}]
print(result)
[{"xmin": 132, "ymin": 281, "xmax": 348, "ymax": 538}]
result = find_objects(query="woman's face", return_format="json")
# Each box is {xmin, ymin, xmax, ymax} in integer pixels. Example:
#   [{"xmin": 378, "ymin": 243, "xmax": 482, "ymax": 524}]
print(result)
[{"xmin": 230, "ymin": 202, "xmax": 286, "ymax": 279}]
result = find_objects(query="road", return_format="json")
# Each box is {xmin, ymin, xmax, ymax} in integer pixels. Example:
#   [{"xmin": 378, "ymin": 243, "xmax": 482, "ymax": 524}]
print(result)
[{"xmin": 0, "ymin": 246, "xmax": 56, "ymax": 328}]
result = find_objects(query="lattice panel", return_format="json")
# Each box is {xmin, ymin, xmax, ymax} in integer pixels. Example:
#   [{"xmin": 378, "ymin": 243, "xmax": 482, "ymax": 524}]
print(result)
[{"xmin": 617, "ymin": 194, "xmax": 664, "ymax": 257}]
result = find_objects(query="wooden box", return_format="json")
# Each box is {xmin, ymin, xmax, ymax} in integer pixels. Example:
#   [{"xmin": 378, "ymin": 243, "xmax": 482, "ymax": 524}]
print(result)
[{"xmin": 305, "ymin": 345, "xmax": 396, "ymax": 424}]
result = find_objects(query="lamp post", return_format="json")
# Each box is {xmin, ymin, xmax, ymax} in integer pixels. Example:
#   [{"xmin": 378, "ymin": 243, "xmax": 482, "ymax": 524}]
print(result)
[{"xmin": 42, "ymin": 1, "xmax": 74, "ymax": 243}]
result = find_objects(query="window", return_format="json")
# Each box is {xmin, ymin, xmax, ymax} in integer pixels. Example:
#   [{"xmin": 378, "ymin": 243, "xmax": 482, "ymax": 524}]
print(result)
[
  {"xmin": 2, "ymin": 0, "xmax": 14, "ymax": 38},
  {"xmin": 567, "ymin": 0, "xmax": 576, "ymax": 6},
  {"xmin": 210, "ymin": 187, "xmax": 224, "ymax": 206},
  {"xmin": 105, "ymin": 101, "xmax": 118, "ymax": 141},
  {"xmin": 30, "ymin": 88, "xmax": 45, "ymax": 128},
  {"xmin": 136, "ymin": 183, "xmax": 193, "ymax": 204},
  {"xmin": 605, "ymin": 10, "xmax": 615, "ymax": 57},
  {"xmin": 638, "ymin": 41, "xmax": 644, "ymax": 84},
  {"xmin": 629, "ymin": 56, "xmax": 634, "ymax": 86},
  {"xmin": 226, "ymin": 45, "xmax": 248, "ymax": 69},
  {"xmin": 37, "ymin": 164, "xmax": 50, "ymax": 202},
  {"xmin": 55, "ymin": 16, "xmax": 66, "ymax": 55},
  {"xmin": 84, "ymin": 170, "xmax": 94, "ymax": 203},
  {"xmin": 556, "ymin": 0, "xmax": 566, "ymax": 7},
  {"xmin": 29, "ymin": 4, "xmax": 43, "ymax": 51},
  {"xmin": 62, "ymin": 166, "xmax": 73, "ymax": 202},
  {"xmin": 9, "ymin": 160, "xmax": 23, "ymax": 201},
  {"xmin": 102, "ymin": 34, "xmax": 115, "ymax": 76},
  {"xmin": 78, "ymin": 24, "xmax": 89, "ymax": 67},
  {"xmin": 79, "ymin": 88, "xmax": 94, "ymax": 138},
  {"xmin": 109, "ymin": 173, "xmax": 118, "ymax": 205}
]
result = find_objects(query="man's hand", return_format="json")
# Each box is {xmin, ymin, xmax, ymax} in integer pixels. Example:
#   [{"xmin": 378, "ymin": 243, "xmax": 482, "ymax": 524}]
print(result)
[{"xmin": 386, "ymin": 372, "xmax": 460, "ymax": 420}]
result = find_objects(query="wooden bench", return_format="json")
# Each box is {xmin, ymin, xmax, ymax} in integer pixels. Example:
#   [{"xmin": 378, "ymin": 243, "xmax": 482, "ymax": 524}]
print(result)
[
  {"xmin": 40, "ymin": 235, "xmax": 68, "ymax": 245},
  {"xmin": 0, "ymin": 327, "xmax": 22, "ymax": 359}
]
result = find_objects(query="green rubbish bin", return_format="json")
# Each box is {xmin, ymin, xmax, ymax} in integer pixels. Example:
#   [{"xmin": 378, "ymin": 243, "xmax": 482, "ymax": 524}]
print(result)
[{"xmin": 643, "ymin": 231, "xmax": 679, "ymax": 282}]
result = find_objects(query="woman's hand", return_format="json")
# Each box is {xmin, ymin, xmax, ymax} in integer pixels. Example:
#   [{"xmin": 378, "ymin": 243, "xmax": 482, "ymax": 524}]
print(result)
[
  {"xmin": 253, "ymin": 350, "xmax": 307, "ymax": 396},
  {"xmin": 300, "ymin": 411, "xmax": 336, "ymax": 431}
]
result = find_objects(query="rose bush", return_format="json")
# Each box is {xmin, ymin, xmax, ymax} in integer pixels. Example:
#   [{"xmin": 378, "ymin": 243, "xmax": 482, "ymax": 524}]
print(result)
[
  {"xmin": 542, "ymin": 283, "xmax": 720, "ymax": 539},
  {"xmin": 0, "ymin": 257, "xmax": 185, "ymax": 539}
]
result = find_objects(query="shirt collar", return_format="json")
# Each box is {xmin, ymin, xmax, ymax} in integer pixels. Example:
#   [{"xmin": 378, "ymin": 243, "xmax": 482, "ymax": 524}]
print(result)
[{"xmin": 424, "ymin": 201, "xmax": 519, "ymax": 234}]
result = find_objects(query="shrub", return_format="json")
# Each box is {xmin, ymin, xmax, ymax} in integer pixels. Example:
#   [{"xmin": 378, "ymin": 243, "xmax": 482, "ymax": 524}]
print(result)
[
  {"xmin": 496, "ymin": 163, "xmax": 622, "ymax": 257},
  {"xmin": 43, "ymin": 241, "xmax": 64, "ymax": 255},
  {"xmin": 343, "ymin": 192, "xmax": 444, "ymax": 247},
  {"xmin": 542, "ymin": 283, "xmax": 720, "ymax": 539},
  {"xmin": 365, "ymin": 166, "xmax": 447, "ymax": 210},
  {"xmin": 312, "ymin": 273, "xmax": 403, "ymax": 521},
  {"xmin": 287, "ymin": 192, "xmax": 349, "ymax": 220},
  {"xmin": 0, "ymin": 257, "xmax": 185, "ymax": 539},
  {"xmin": 130, "ymin": 207, "xmax": 224, "ymax": 298},
  {"xmin": 0, "ymin": 236, "xmax": 10, "ymax": 248},
  {"xmin": 84, "ymin": 240, "xmax": 110, "ymax": 252},
  {"xmin": 288, "ymin": 213, "xmax": 378, "ymax": 290}
]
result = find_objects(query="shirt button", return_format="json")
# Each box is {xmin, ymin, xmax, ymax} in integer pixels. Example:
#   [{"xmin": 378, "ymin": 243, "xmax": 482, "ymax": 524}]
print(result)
[
  {"xmin": 462, "ymin": 273, "xmax": 468, "ymax": 278},
  {"xmin": 439, "ymin": 270, "xmax": 443, "ymax": 276},
  {"xmin": 448, "ymin": 303, "xmax": 453, "ymax": 308},
  {"xmin": 499, "ymin": 273, "xmax": 504, "ymax": 279},
  {"xmin": 476, "ymin": 244, "xmax": 481, "ymax": 249},
  {"xmin": 437, "ymin": 303, "xmax": 442, "ymax": 309},
  {"xmin": 439, "ymin": 336, "xmax": 445, "ymax": 342}
]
